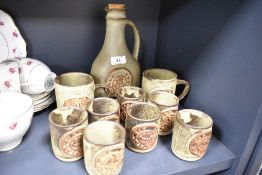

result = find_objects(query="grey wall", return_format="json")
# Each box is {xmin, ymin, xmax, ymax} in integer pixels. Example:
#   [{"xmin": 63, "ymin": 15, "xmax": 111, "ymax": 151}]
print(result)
[
  {"xmin": 157, "ymin": 0, "xmax": 262, "ymax": 174},
  {"xmin": 0, "ymin": 0, "xmax": 161, "ymax": 74}
]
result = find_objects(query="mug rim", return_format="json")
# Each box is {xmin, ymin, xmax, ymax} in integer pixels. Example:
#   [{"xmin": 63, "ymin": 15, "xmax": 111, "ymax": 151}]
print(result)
[
  {"xmin": 176, "ymin": 109, "xmax": 213, "ymax": 129},
  {"xmin": 143, "ymin": 68, "xmax": 178, "ymax": 81},
  {"xmin": 83, "ymin": 120, "xmax": 126, "ymax": 146},
  {"xmin": 126, "ymin": 102, "xmax": 160, "ymax": 122},
  {"xmin": 87, "ymin": 97, "xmax": 120, "ymax": 116},
  {"xmin": 49, "ymin": 106, "xmax": 88, "ymax": 128},
  {"xmin": 54, "ymin": 72, "xmax": 94, "ymax": 87},
  {"xmin": 117, "ymin": 86, "xmax": 146, "ymax": 100},
  {"xmin": 148, "ymin": 91, "xmax": 179, "ymax": 107}
]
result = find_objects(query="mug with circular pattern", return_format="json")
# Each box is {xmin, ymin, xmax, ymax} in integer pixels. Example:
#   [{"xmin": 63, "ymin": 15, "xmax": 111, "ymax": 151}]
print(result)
[
  {"xmin": 125, "ymin": 102, "xmax": 160, "ymax": 153},
  {"xmin": 83, "ymin": 121, "xmax": 126, "ymax": 175},
  {"xmin": 148, "ymin": 91, "xmax": 179, "ymax": 135},
  {"xmin": 171, "ymin": 109, "xmax": 213, "ymax": 161},
  {"xmin": 142, "ymin": 68, "xmax": 190, "ymax": 100},
  {"xmin": 49, "ymin": 107, "xmax": 88, "ymax": 161}
]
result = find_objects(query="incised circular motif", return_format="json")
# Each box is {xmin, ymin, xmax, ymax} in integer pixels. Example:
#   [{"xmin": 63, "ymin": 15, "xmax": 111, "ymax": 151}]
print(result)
[
  {"xmin": 94, "ymin": 144, "xmax": 124, "ymax": 175},
  {"xmin": 105, "ymin": 68, "xmax": 132, "ymax": 97},
  {"xmin": 63, "ymin": 97, "xmax": 90, "ymax": 109},
  {"xmin": 159, "ymin": 107, "xmax": 177, "ymax": 133},
  {"xmin": 130, "ymin": 123, "xmax": 158, "ymax": 150},
  {"xmin": 59, "ymin": 126, "xmax": 85, "ymax": 158},
  {"xmin": 189, "ymin": 129, "xmax": 212, "ymax": 157}
]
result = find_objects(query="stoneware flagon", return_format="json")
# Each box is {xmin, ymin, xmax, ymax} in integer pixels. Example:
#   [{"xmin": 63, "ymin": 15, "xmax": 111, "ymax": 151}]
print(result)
[{"xmin": 91, "ymin": 4, "xmax": 141, "ymax": 98}]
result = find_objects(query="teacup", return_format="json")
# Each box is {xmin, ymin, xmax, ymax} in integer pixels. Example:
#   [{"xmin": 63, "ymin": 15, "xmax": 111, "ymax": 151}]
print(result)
[
  {"xmin": 0, "ymin": 60, "xmax": 21, "ymax": 92},
  {"xmin": 142, "ymin": 68, "xmax": 190, "ymax": 100},
  {"xmin": 18, "ymin": 57, "xmax": 56, "ymax": 94}
]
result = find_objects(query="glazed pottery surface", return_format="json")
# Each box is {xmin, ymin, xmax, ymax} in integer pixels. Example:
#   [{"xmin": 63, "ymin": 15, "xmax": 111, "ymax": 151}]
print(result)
[
  {"xmin": 83, "ymin": 120, "xmax": 125, "ymax": 175},
  {"xmin": 0, "ymin": 92, "xmax": 33, "ymax": 151},
  {"xmin": 142, "ymin": 68, "xmax": 190, "ymax": 100},
  {"xmin": 54, "ymin": 72, "xmax": 95, "ymax": 110},
  {"xmin": 91, "ymin": 4, "xmax": 141, "ymax": 98},
  {"xmin": 49, "ymin": 107, "xmax": 88, "ymax": 161},
  {"xmin": 171, "ymin": 109, "xmax": 213, "ymax": 161}
]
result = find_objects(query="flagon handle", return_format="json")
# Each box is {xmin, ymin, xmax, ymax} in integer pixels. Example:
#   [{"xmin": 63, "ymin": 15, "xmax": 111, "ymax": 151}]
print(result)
[
  {"xmin": 126, "ymin": 20, "xmax": 140, "ymax": 61},
  {"xmin": 177, "ymin": 79, "xmax": 190, "ymax": 100}
]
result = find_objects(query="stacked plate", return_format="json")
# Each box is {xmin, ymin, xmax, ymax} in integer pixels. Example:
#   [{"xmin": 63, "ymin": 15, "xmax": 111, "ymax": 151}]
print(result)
[{"xmin": 28, "ymin": 90, "xmax": 56, "ymax": 112}]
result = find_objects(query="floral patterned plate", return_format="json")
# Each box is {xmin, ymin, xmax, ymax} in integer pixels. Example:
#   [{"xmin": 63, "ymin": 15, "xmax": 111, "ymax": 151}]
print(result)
[{"xmin": 0, "ymin": 10, "xmax": 27, "ymax": 62}]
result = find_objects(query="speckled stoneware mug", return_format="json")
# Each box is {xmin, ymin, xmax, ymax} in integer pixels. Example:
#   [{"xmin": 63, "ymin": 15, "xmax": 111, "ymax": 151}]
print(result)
[
  {"xmin": 148, "ymin": 91, "xmax": 179, "ymax": 136},
  {"xmin": 125, "ymin": 102, "xmax": 160, "ymax": 153},
  {"xmin": 142, "ymin": 68, "xmax": 190, "ymax": 100},
  {"xmin": 87, "ymin": 97, "xmax": 120, "ymax": 123},
  {"xmin": 171, "ymin": 109, "xmax": 213, "ymax": 161},
  {"xmin": 117, "ymin": 86, "xmax": 146, "ymax": 124},
  {"xmin": 54, "ymin": 72, "xmax": 95, "ymax": 110}
]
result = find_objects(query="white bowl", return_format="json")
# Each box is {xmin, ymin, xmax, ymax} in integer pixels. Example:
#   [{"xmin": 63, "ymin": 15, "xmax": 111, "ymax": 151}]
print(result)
[{"xmin": 0, "ymin": 92, "xmax": 34, "ymax": 151}]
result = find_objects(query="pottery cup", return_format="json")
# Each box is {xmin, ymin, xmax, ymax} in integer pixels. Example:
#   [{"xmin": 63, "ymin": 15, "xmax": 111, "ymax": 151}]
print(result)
[
  {"xmin": 54, "ymin": 72, "xmax": 95, "ymax": 110},
  {"xmin": 49, "ymin": 107, "xmax": 88, "ymax": 161},
  {"xmin": 18, "ymin": 58, "xmax": 56, "ymax": 94},
  {"xmin": 125, "ymin": 102, "xmax": 160, "ymax": 153},
  {"xmin": 83, "ymin": 121, "xmax": 126, "ymax": 175},
  {"xmin": 117, "ymin": 86, "xmax": 146, "ymax": 124},
  {"xmin": 0, "ymin": 60, "xmax": 21, "ymax": 92},
  {"xmin": 142, "ymin": 68, "xmax": 190, "ymax": 100},
  {"xmin": 87, "ymin": 97, "xmax": 120, "ymax": 123},
  {"xmin": 171, "ymin": 109, "xmax": 213, "ymax": 161},
  {"xmin": 148, "ymin": 91, "xmax": 179, "ymax": 135}
]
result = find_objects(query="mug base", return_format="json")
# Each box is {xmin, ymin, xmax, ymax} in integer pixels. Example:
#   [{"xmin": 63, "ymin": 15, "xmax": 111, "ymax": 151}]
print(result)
[
  {"xmin": 53, "ymin": 154, "xmax": 83, "ymax": 162},
  {"xmin": 171, "ymin": 146, "xmax": 202, "ymax": 161},
  {"xmin": 126, "ymin": 143, "xmax": 157, "ymax": 153}
]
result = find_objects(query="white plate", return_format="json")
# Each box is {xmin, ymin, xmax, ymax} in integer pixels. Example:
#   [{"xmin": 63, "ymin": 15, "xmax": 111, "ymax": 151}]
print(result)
[
  {"xmin": 0, "ymin": 10, "xmax": 27, "ymax": 62},
  {"xmin": 34, "ymin": 96, "xmax": 55, "ymax": 112}
]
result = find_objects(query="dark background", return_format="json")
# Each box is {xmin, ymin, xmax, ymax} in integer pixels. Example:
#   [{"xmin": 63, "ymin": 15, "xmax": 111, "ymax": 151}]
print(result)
[{"xmin": 0, "ymin": 0, "xmax": 261, "ymax": 174}]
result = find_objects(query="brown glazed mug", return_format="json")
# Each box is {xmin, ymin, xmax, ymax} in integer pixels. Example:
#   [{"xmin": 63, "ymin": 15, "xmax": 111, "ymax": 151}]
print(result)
[
  {"xmin": 125, "ymin": 102, "xmax": 160, "ymax": 153},
  {"xmin": 171, "ymin": 109, "xmax": 213, "ymax": 161},
  {"xmin": 87, "ymin": 97, "xmax": 120, "ymax": 123},
  {"xmin": 148, "ymin": 91, "xmax": 179, "ymax": 135},
  {"xmin": 117, "ymin": 86, "xmax": 146, "ymax": 124},
  {"xmin": 142, "ymin": 68, "xmax": 190, "ymax": 100}
]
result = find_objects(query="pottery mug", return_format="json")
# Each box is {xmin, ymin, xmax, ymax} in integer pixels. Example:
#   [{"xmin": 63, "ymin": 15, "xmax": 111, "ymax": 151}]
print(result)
[
  {"xmin": 125, "ymin": 102, "xmax": 160, "ymax": 153},
  {"xmin": 171, "ymin": 109, "xmax": 213, "ymax": 161},
  {"xmin": 148, "ymin": 91, "xmax": 179, "ymax": 136},
  {"xmin": 142, "ymin": 68, "xmax": 190, "ymax": 100},
  {"xmin": 54, "ymin": 72, "xmax": 95, "ymax": 110},
  {"xmin": 83, "ymin": 121, "xmax": 126, "ymax": 175},
  {"xmin": 49, "ymin": 107, "xmax": 88, "ymax": 161},
  {"xmin": 87, "ymin": 97, "xmax": 120, "ymax": 123},
  {"xmin": 18, "ymin": 58, "xmax": 56, "ymax": 94},
  {"xmin": 0, "ymin": 60, "xmax": 21, "ymax": 92},
  {"xmin": 117, "ymin": 86, "xmax": 146, "ymax": 124}
]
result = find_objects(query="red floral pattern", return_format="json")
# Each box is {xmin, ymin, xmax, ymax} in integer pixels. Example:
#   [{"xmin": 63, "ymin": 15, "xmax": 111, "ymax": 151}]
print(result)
[
  {"xmin": 12, "ymin": 31, "xmax": 19, "ymax": 37},
  {"xmin": 9, "ymin": 67, "xmax": 16, "ymax": 73},
  {"xmin": 9, "ymin": 122, "xmax": 17, "ymax": 130},
  {"xmin": 26, "ymin": 60, "xmax": 32, "ymax": 65},
  {"xmin": 4, "ymin": 80, "xmax": 11, "ymax": 88},
  {"xmin": 0, "ymin": 21, "xmax": 4, "ymax": 26}
]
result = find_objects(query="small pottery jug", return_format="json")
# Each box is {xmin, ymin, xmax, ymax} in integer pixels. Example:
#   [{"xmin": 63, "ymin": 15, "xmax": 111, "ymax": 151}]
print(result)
[{"xmin": 91, "ymin": 4, "xmax": 141, "ymax": 98}]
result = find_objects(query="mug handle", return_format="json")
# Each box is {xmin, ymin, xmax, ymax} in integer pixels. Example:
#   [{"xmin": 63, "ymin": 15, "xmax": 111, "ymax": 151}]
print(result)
[
  {"xmin": 176, "ymin": 79, "xmax": 190, "ymax": 100},
  {"xmin": 95, "ymin": 84, "xmax": 111, "ymax": 97}
]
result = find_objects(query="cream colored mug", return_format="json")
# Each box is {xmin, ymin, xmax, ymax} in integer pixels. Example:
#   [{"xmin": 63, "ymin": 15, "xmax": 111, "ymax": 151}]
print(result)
[
  {"xmin": 54, "ymin": 72, "xmax": 95, "ymax": 110},
  {"xmin": 142, "ymin": 68, "xmax": 190, "ymax": 100}
]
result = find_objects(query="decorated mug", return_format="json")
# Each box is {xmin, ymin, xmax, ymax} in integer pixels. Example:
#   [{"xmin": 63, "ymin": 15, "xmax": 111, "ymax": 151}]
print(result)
[
  {"xmin": 171, "ymin": 109, "xmax": 213, "ymax": 161},
  {"xmin": 142, "ymin": 68, "xmax": 190, "ymax": 100}
]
